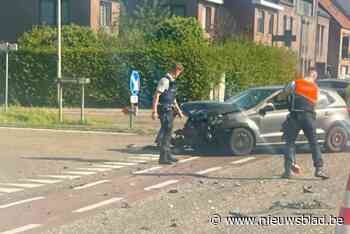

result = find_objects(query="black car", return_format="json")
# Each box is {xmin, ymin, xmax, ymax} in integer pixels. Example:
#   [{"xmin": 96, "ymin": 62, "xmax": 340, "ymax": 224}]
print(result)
[{"xmin": 316, "ymin": 79, "xmax": 350, "ymax": 101}]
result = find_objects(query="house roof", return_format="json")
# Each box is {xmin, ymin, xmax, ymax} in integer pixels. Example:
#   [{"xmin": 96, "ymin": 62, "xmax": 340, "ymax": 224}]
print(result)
[{"xmin": 320, "ymin": 0, "xmax": 350, "ymax": 29}]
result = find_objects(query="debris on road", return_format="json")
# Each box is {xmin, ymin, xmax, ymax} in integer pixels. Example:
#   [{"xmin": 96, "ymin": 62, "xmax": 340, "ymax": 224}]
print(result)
[
  {"xmin": 303, "ymin": 185, "xmax": 313, "ymax": 194},
  {"xmin": 168, "ymin": 189, "xmax": 178, "ymax": 194}
]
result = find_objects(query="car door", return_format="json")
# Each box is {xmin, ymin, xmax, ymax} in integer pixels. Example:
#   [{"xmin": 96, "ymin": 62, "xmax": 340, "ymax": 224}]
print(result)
[{"xmin": 258, "ymin": 93, "xmax": 289, "ymax": 144}]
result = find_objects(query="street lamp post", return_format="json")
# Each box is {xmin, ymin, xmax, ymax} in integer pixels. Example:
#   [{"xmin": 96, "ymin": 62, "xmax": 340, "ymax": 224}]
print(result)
[
  {"xmin": 57, "ymin": 0, "xmax": 63, "ymax": 122},
  {"xmin": 314, "ymin": 0, "xmax": 319, "ymax": 68}
]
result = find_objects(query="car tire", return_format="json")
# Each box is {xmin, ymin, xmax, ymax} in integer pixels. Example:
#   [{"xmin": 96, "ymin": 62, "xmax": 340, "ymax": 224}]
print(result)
[
  {"xmin": 325, "ymin": 126, "xmax": 348, "ymax": 152},
  {"xmin": 229, "ymin": 128, "xmax": 255, "ymax": 156}
]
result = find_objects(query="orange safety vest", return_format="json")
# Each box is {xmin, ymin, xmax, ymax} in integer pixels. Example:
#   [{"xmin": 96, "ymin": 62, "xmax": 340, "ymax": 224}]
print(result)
[{"xmin": 294, "ymin": 79, "xmax": 319, "ymax": 104}]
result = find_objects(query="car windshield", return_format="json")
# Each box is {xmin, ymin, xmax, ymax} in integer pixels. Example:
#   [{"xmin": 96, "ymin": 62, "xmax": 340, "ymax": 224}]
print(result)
[{"xmin": 225, "ymin": 89, "xmax": 278, "ymax": 110}]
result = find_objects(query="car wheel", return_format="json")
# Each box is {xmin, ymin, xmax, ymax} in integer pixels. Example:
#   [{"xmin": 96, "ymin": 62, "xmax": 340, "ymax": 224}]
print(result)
[
  {"xmin": 229, "ymin": 128, "xmax": 255, "ymax": 156},
  {"xmin": 325, "ymin": 126, "xmax": 348, "ymax": 152}
]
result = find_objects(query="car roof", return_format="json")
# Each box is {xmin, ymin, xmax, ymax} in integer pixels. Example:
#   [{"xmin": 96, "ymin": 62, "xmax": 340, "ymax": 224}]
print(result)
[
  {"xmin": 317, "ymin": 79, "xmax": 350, "ymax": 83},
  {"xmin": 249, "ymin": 85, "xmax": 283, "ymax": 90}
]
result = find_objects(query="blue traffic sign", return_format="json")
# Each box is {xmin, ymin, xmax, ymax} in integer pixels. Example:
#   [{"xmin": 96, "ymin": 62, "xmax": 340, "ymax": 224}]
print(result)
[{"xmin": 129, "ymin": 70, "xmax": 141, "ymax": 95}]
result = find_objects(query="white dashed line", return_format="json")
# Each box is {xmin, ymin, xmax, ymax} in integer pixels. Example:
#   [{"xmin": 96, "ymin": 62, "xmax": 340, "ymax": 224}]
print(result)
[
  {"xmin": 0, "ymin": 197, "xmax": 45, "ymax": 209},
  {"xmin": 73, "ymin": 180, "xmax": 111, "ymax": 190},
  {"xmin": 76, "ymin": 168, "xmax": 112, "ymax": 172},
  {"xmin": 0, "ymin": 187, "xmax": 24, "ymax": 193},
  {"xmin": 104, "ymin": 162, "xmax": 138, "ymax": 166},
  {"xmin": 144, "ymin": 180, "xmax": 179, "ymax": 191},
  {"xmin": 129, "ymin": 156, "xmax": 158, "ymax": 161},
  {"xmin": 23, "ymin": 179, "xmax": 61, "ymax": 184},
  {"xmin": 178, "ymin": 157, "xmax": 200, "ymax": 164},
  {"xmin": 0, "ymin": 224, "xmax": 42, "ymax": 234},
  {"xmin": 0, "ymin": 183, "xmax": 44, "ymax": 189},
  {"xmin": 73, "ymin": 197, "xmax": 123, "ymax": 213},
  {"xmin": 127, "ymin": 160, "xmax": 147, "ymax": 163},
  {"xmin": 136, "ymin": 154, "xmax": 158, "ymax": 158},
  {"xmin": 195, "ymin": 167, "xmax": 222, "ymax": 175},
  {"xmin": 63, "ymin": 171, "xmax": 97, "ymax": 175},
  {"xmin": 231, "ymin": 157, "xmax": 256, "ymax": 165},
  {"xmin": 133, "ymin": 166, "xmax": 162, "ymax": 175},
  {"xmin": 92, "ymin": 164, "xmax": 125, "ymax": 169},
  {"xmin": 39, "ymin": 175, "xmax": 81, "ymax": 180}
]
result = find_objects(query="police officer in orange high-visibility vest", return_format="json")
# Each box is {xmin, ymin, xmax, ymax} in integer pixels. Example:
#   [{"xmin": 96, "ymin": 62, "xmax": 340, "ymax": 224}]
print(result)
[{"xmin": 279, "ymin": 67, "xmax": 329, "ymax": 179}]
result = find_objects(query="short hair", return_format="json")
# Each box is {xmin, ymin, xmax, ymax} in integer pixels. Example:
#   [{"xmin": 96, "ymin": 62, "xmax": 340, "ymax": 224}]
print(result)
[{"xmin": 308, "ymin": 66, "xmax": 317, "ymax": 74}]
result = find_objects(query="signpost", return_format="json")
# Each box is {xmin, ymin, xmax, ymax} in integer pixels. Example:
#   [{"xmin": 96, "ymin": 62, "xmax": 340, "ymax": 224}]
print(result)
[
  {"xmin": 129, "ymin": 70, "xmax": 141, "ymax": 129},
  {"xmin": 0, "ymin": 42, "xmax": 18, "ymax": 112},
  {"xmin": 56, "ymin": 78, "xmax": 91, "ymax": 123}
]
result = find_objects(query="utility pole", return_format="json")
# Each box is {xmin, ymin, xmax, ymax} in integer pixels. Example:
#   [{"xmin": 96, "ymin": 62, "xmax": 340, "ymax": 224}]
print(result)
[
  {"xmin": 314, "ymin": 0, "xmax": 319, "ymax": 68},
  {"xmin": 57, "ymin": 0, "xmax": 63, "ymax": 122}
]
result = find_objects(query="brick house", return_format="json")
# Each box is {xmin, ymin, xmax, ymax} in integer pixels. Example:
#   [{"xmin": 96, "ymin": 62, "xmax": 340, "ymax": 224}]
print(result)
[
  {"xmin": 0, "ymin": 0, "xmax": 120, "ymax": 43},
  {"xmin": 224, "ymin": 0, "xmax": 330, "ymax": 77},
  {"xmin": 320, "ymin": 0, "xmax": 350, "ymax": 79},
  {"xmin": 126, "ymin": 0, "xmax": 224, "ymax": 37}
]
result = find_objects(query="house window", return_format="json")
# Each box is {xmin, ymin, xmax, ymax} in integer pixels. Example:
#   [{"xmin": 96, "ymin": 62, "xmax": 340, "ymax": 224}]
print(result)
[
  {"xmin": 283, "ymin": 15, "xmax": 293, "ymax": 32},
  {"xmin": 269, "ymin": 14, "xmax": 274, "ymax": 34},
  {"xmin": 316, "ymin": 24, "xmax": 325, "ymax": 57},
  {"xmin": 171, "ymin": 5, "xmax": 186, "ymax": 17},
  {"xmin": 342, "ymin": 36, "xmax": 350, "ymax": 59},
  {"xmin": 257, "ymin": 9, "xmax": 265, "ymax": 33},
  {"xmin": 100, "ymin": 0, "xmax": 112, "ymax": 26},
  {"xmin": 40, "ymin": 0, "xmax": 70, "ymax": 25},
  {"xmin": 205, "ymin": 7, "xmax": 212, "ymax": 32},
  {"xmin": 297, "ymin": 0, "xmax": 313, "ymax": 17}
]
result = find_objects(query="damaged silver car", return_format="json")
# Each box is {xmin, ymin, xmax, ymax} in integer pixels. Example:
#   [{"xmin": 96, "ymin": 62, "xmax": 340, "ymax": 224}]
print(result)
[{"xmin": 175, "ymin": 86, "xmax": 350, "ymax": 156}]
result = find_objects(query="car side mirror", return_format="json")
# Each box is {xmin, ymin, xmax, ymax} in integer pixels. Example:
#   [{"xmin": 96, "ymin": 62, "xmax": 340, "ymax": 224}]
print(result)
[{"xmin": 259, "ymin": 103, "xmax": 275, "ymax": 116}]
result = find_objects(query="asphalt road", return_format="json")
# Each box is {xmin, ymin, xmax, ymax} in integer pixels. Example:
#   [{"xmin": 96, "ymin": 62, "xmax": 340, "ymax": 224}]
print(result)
[{"xmin": 0, "ymin": 127, "xmax": 348, "ymax": 234}]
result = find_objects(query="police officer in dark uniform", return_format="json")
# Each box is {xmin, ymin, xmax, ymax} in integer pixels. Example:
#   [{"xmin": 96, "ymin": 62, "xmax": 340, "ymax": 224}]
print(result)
[
  {"xmin": 152, "ymin": 63, "xmax": 184, "ymax": 164},
  {"xmin": 278, "ymin": 67, "xmax": 329, "ymax": 179}
]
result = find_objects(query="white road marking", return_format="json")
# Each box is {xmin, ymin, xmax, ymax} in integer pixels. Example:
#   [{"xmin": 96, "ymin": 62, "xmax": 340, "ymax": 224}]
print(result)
[
  {"xmin": 63, "ymin": 171, "xmax": 97, "ymax": 175},
  {"xmin": 0, "ymin": 224, "xmax": 42, "ymax": 234},
  {"xmin": 178, "ymin": 157, "xmax": 200, "ymax": 164},
  {"xmin": 0, "ymin": 126, "xmax": 135, "ymax": 136},
  {"xmin": 136, "ymin": 154, "xmax": 158, "ymax": 158},
  {"xmin": 23, "ymin": 179, "xmax": 61, "ymax": 184},
  {"xmin": 129, "ymin": 156, "xmax": 158, "ymax": 161},
  {"xmin": 92, "ymin": 164, "xmax": 125, "ymax": 169},
  {"xmin": 104, "ymin": 162, "xmax": 137, "ymax": 166},
  {"xmin": 73, "ymin": 180, "xmax": 111, "ymax": 190},
  {"xmin": 0, "ymin": 183, "xmax": 43, "ymax": 189},
  {"xmin": 195, "ymin": 167, "xmax": 222, "ymax": 175},
  {"xmin": 144, "ymin": 180, "xmax": 179, "ymax": 191},
  {"xmin": 126, "ymin": 160, "xmax": 147, "ymax": 163},
  {"xmin": 76, "ymin": 168, "xmax": 112, "ymax": 172},
  {"xmin": 0, "ymin": 187, "xmax": 23, "ymax": 193},
  {"xmin": 133, "ymin": 166, "xmax": 162, "ymax": 175},
  {"xmin": 231, "ymin": 157, "xmax": 256, "ymax": 165},
  {"xmin": 73, "ymin": 197, "xmax": 123, "ymax": 213},
  {"xmin": 39, "ymin": 175, "xmax": 81, "ymax": 180},
  {"xmin": 0, "ymin": 197, "xmax": 45, "ymax": 209}
]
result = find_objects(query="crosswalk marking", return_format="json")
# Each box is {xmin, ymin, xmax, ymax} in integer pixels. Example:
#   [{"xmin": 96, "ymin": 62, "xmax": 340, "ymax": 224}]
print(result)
[
  {"xmin": 104, "ymin": 162, "xmax": 138, "ymax": 166},
  {"xmin": 0, "ymin": 187, "xmax": 23, "ymax": 193},
  {"xmin": 39, "ymin": 175, "xmax": 81, "ymax": 180},
  {"xmin": 195, "ymin": 167, "xmax": 222, "ymax": 175},
  {"xmin": 92, "ymin": 164, "xmax": 125, "ymax": 169},
  {"xmin": 178, "ymin": 157, "xmax": 200, "ymax": 164},
  {"xmin": 73, "ymin": 197, "xmax": 123, "ymax": 213},
  {"xmin": 0, "ymin": 224, "xmax": 42, "ymax": 234},
  {"xmin": 0, "ymin": 183, "xmax": 43, "ymax": 189},
  {"xmin": 23, "ymin": 179, "xmax": 61, "ymax": 184},
  {"xmin": 63, "ymin": 171, "xmax": 97, "ymax": 175},
  {"xmin": 73, "ymin": 180, "xmax": 110, "ymax": 190},
  {"xmin": 231, "ymin": 157, "xmax": 256, "ymax": 165},
  {"xmin": 76, "ymin": 168, "xmax": 112, "ymax": 172},
  {"xmin": 133, "ymin": 166, "xmax": 162, "ymax": 175},
  {"xmin": 144, "ymin": 180, "xmax": 179, "ymax": 191},
  {"xmin": 0, "ymin": 197, "xmax": 45, "ymax": 209}
]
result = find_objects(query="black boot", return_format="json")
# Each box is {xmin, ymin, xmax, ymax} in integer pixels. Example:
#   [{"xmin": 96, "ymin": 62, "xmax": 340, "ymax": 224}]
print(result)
[
  {"xmin": 282, "ymin": 155, "xmax": 293, "ymax": 179},
  {"xmin": 167, "ymin": 153, "xmax": 178, "ymax": 162},
  {"xmin": 159, "ymin": 149, "xmax": 173, "ymax": 165}
]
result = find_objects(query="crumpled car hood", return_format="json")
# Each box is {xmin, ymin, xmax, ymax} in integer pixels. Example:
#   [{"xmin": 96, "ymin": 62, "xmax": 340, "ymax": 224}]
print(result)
[{"xmin": 181, "ymin": 101, "xmax": 241, "ymax": 116}]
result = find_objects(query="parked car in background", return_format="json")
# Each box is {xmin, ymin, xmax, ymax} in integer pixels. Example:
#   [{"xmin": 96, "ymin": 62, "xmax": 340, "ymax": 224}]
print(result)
[
  {"xmin": 316, "ymin": 79, "xmax": 350, "ymax": 102},
  {"xmin": 176, "ymin": 86, "xmax": 350, "ymax": 156}
]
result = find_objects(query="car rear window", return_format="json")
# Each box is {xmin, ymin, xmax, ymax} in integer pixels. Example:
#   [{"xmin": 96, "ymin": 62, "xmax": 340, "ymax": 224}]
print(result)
[{"xmin": 316, "ymin": 91, "xmax": 335, "ymax": 109}]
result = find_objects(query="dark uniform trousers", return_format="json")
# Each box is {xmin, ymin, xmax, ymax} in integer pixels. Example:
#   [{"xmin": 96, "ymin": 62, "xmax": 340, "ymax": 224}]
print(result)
[
  {"xmin": 158, "ymin": 105, "xmax": 175, "ymax": 161},
  {"xmin": 284, "ymin": 111, "xmax": 324, "ymax": 169}
]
